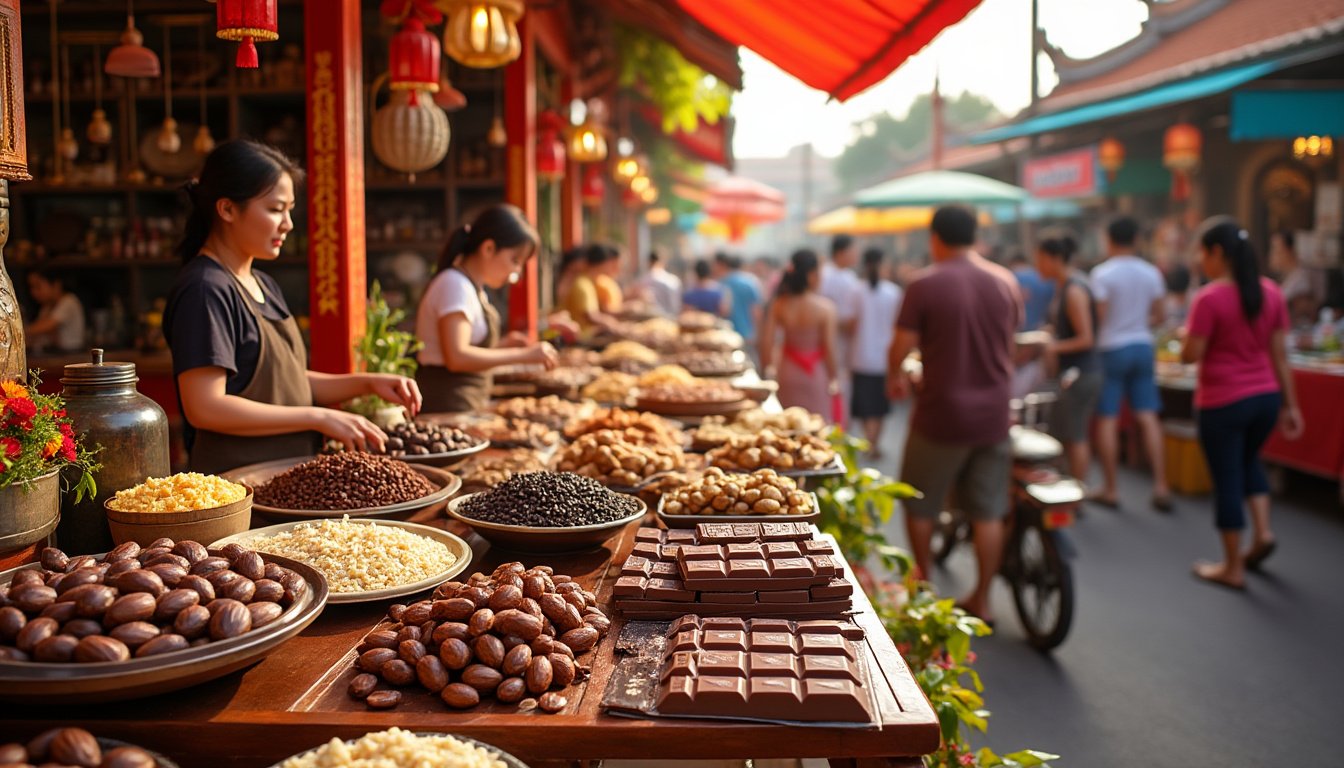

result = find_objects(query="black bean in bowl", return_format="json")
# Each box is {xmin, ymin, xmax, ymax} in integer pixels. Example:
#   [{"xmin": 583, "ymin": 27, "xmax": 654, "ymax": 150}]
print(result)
[
  {"xmin": 375, "ymin": 422, "xmax": 482, "ymax": 458},
  {"xmin": 459, "ymin": 471, "xmax": 641, "ymax": 527},
  {"xmin": 255, "ymin": 453, "xmax": 438, "ymax": 510}
]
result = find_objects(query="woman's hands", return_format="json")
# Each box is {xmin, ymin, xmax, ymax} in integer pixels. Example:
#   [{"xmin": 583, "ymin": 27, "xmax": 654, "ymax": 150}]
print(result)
[
  {"xmin": 526, "ymin": 341, "xmax": 559, "ymax": 370},
  {"xmin": 1279, "ymin": 403, "xmax": 1304, "ymax": 440},
  {"xmin": 365, "ymin": 374, "xmax": 423, "ymax": 418},
  {"xmin": 311, "ymin": 408, "xmax": 387, "ymax": 453}
]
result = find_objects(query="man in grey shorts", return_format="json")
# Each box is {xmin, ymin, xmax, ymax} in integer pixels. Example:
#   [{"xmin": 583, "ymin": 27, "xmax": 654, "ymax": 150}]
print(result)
[{"xmin": 887, "ymin": 205, "xmax": 1022, "ymax": 623}]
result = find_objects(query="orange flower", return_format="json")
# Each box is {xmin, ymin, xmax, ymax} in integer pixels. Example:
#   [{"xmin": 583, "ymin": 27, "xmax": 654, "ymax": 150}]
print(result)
[
  {"xmin": 1, "ymin": 381, "xmax": 29, "ymax": 400},
  {"xmin": 42, "ymin": 436, "xmax": 62, "ymax": 460}
]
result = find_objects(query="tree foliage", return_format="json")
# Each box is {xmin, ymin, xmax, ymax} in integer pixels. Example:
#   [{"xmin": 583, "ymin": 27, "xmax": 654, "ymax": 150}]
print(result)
[
  {"xmin": 834, "ymin": 91, "xmax": 1002, "ymax": 192},
  {"xmin": 615, "ymin": 26, "xmax": 732, "ymax": 134}
]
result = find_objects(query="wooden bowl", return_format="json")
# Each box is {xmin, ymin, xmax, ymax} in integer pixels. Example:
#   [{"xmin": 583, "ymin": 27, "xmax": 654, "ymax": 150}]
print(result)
[
  {"xmin": 220, "ymin": 458, "xmax": 461, "ymax": 521},
  {"xmin": 445, "ymin": 492, "xmax": 646, "ymax": 554},
  {"xmin": 104, "ymin": 488, "xmax": 253, "ymax": 547}
]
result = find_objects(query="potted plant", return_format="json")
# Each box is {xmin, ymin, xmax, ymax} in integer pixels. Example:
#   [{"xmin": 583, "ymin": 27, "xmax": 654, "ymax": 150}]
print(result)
[
  {"xmin": 350, "ymin": 281, "xmax": 424, "ymax": 429},
  {"xmin": 0, "ymin": 377, "xmax": 101, "ymax": 554}
]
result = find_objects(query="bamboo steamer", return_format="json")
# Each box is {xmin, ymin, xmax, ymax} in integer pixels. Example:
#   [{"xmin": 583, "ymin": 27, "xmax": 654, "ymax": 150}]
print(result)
[{"xmin": 104, "ymin": 488, "xmax": 253, "ymax": 546}]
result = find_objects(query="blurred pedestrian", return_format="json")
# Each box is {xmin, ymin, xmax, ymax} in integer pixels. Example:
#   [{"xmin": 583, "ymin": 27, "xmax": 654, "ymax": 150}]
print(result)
[
  {"xmin": 636, "ymin": 249, "xmax": 682, "ymax": 316},
  {"xmin": 683, "ymin": 259, "xmax": 729, "ymax": 317},
  {"xmin": 25, "ymin": 269, "xmax": 86, "ymax": 352},
  {"xmin": 887, "ymin": 206, "xmax": 1021, "ymax": 622},
  {"xmin": 1035, "ymin": 230, "xmax": 1101, "ymax": 484},
  {"xmin": 820, "ymin": 234, "xmax": 864, "ymax": 419},
  {"xmin": 1182, "ymin": 217, "xmax": 1302, "ymax": 589},
  {"xmin": 1268, "ymin": 230, "xmax": 1319, "ymax": 325},
  {"xmin": 714, "ymin": 253, "xmax": 764, "ymax": 346},
  {"xmin": 1090, "ymin": 216, "xmax": 1171, "ymax": 510},
  {"xmin": 851, "ymin": 247, "xmax": 902, "ymax": 458},
  {"xmin": 592, "ymin": 243, "xmax": 624, "ymax": 315},
  {"xmin": 1009, "ymin": 251, "xmax": 1053, "ymax": 331},
  {"xmin": 760, "ymin": 249, "xmax": 840, "ymax": 422}
]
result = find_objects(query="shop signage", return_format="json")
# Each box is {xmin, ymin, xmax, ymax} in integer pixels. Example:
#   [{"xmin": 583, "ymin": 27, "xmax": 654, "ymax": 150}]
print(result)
[{"xmin": 1022, "ymin": 147, "xmax": 1099, "ymax": 199}]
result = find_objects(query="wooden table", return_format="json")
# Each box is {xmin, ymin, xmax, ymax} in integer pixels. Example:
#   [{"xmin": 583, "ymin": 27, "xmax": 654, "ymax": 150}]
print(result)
[{"xmin": 3, "ymin": 512, "xmax": 939, "ymax": 767}]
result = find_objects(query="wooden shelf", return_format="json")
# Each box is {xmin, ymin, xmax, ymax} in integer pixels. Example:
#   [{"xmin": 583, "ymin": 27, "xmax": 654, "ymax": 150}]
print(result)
[
  {"xmin": 365, "ymin": 178, "xmax": 449, "ymax": 191},
  {"xmin": 15, "ymin": 182, "xmax": 183, "ymax": 195},
  {"xmin": 10, "ymin": 257, "xmax": 179, "ymax": 270},
  {"xmin": 456, "ymin": 177, "xmax": 507, "ymax": 190},
  {"xmin": 366, "ymin": 240, "xmax": 442, "ymax": 253}
]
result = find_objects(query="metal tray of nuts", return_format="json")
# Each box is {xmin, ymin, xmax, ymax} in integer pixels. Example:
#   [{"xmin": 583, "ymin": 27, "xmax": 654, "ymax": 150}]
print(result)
[
  {"xmin": 0, "ymin": 553, "xmax": 329, "ymax": 704},
  {"xmin": 221, "ymin": 457, "xmax": 462, "ymax": 521},
  {"xmin": 656, "ymin": 492, "xmax": 822, "ymax": 528},
  {"xmin": 209, "ymin": 520, "xmax": 474, "ymax": 605},
  {"xmin": 270, "ymin": 732, "xmax": 529, "ymax": 768}
]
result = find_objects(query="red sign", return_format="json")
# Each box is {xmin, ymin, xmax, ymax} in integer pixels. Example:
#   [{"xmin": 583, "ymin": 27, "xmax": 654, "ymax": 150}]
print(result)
[{"xmin": 1021, "ymin": 147, "xmax": 1099, "ymax": 199}]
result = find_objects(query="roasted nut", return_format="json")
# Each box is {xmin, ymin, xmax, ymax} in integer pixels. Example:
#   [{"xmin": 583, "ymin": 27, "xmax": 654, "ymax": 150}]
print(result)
[
  {"xmin": 494, "ymin": 609, "xmax": 543, "ymax": 640},
  {"xmin": 468, "ymin": 608, "xmax": 495, "ymax": 637},
  {"xmin": 438, "ymin": 638, "xmax": 471, "ymax": 670},
  {"xmin": 33, "ymin": 633, "xmax": 80, "ymax": 662},
  {"xmin": 136, "ymin": 546, "xmax": 172, "ymax": 565},
  {"xmin": 73, "ymin": 635, "xmax": 131, "ymax": 662},
  {"xmin": 472, "ymin": 634, "xmax": 506, "ymax": 668},
  {"xmin": 496, "ymin": 676, "xmax": 528, "ymax": 704},
  {"xmin": 135, "ymin": 633, "xmax": 189, "ymax": 657},
  {"xmin": 173, "ymin": 605, "xmax": 211, "ymax": 639},
  {"xmin": 366, "ymin": 690, "xmax": 402, "ymax": 709},
  {"xmin": 522, "ymin": 575, "xmax": 546, "ymax": 600},
  {"xmin": 462, "ymin": 663, "xmax": 504, "ymax": 693},
  {"xmin": 252, "ymin": 579, "xmax": 284, "ymax": 604},
  {"xmin": 104, "ymin": 593, "xmax": 156, "ymax": 627},
  {"xmin": 190, "ymin": 556, "xmax": 231, "ymax": 576},
  {"xmin": 584, "ymin": 613, "xmax": 612, "ymax": 635},
  {"xmin": 108, "ymin": 621, "xmax": 160, "ymax": 649},
  {"xmin": 539, "ymin": 691, "xmax": 569, "ymax": 713},
  {"xmin": 0, "ymin": 646, "xmax": 30, "ymax": 661},
  {"xmin": 395, "ymin": 626, "xmax": 422, "ymax": 644},
  {"xmin": 49, "ymin": 727, "xmax": 101, "ymax": 767},
  {"xmin": 559, "ymin": 626, "xmax": 599, "ymax": 653},
  {"xmin": 55, "ymin": 568, "xmax": 102, "ymax": 595},
  {"xmin": 398, "ymin": 639, "xmax": 427, "ymax": 665},
  {"xmin": 432, "ymin": 597, "xmax": 475, "ymax": 621},
  {"xmin": 359, "ymin": 647, "xmax": 398, "ymax": 673},
  {"xmin": 176, "ymin": 575, "xmax": 216, "ymax": 603},
  {"xmin": 62, "ymin": 618, "xmax": 103, "ymax": 638},
  {"xmin": 460, "ymin": 586, "xmax": 491, "ymax": 608},
  {"xmin": 529, "ymin": 635, "xmax": 556, "ymax": 656},
  {"xmin": 171, "ymin": 540, "xmax": 209, "ymax": 563},
  {"xmin": 40, "ymin": 547, "xmax": 70, "ymax": 572},
  {"xmin": 0, "ymin": 742, "xmax": 25, "ymax": 763},
  {"xmin": 208, "ymin": 599, "xmax": 252, "ymax": 640},
  {"xmin": 0, "ymin": 606, "xmax": 24, "ymax": 642},
  {"xmin": 11, "ymin": 584, "xmax": 57, "ymax": 613},
  {"xmin": 556, "ymin": 604, "xmax": 585, "ymax": 633},
  {"xmin": 440, "ymin": 682, "xmax": 479, "ymax": 709},
  {"xmin": 66, "ymin": 554, "xmax": 100, "ymax": 572},
  {"xmin": 549, "ymin": 653, "xmax": 577, "ymax": 687},
  {"xmin": 16, "ymin": 617, "xmax": 59, "ymax": 652},
  {"xmin": 387, "ymin": 603, "xmax": 407, "ymax": 622},
  {"xmin": 231, "ymin": 550, "xmax": 265, "ymax": 581},
  {"xmin": 380, "ymin": 658, "xmax": 416, "ymax": 686},
  {"xmin": 364, "ymin": 629, "xmax": 399, "ymax": 649},
  {"xmin": 525, "ymin": 655, "xmax": 553, "ymax": 694},
  {"xmin": 432, "ymin": 622, "xmax": 470, "ymax": 644},
  {"xmin": 247, "ymin": 601, "xmax": 283, "ymax": 628},
  {"xmin": 220, "ymin": 577, "xmax": 257, "ymax": 604},
  {"xmin": 40, "ymin": 600, "xmax": 78, "ymax": 623},
  {"xmin": 100, "ymin": 745, "xmax": 158, "ymax": 768},
  {"xmin": 205, "ymin": 569, "xmax": 243, "ymax": 591},
  {"xmin": 488, "ymin": 584, "xmax": 524, "ymax": 612},
  {"xmin": 348, "ymin": 672, "xmax": 378, "ymax": 699},
  {"xmin": 402, "ymin": 601, "xmax": 434, "ymax": 626},
  {"xmin": 145, "ymin": 563, "xmax": 187, "ymax": 588},
  {"xmin": 416, "ymin": 655, "xmax": 449, "ymax": 692},
  {"xmin": 143, "ymin": 552, "xmax": 191, "ymax": 570},
  {"xmin": 153, "ymin": 589, "xmax": 201, "ymax": 622},
  {"xmin": 502, "ymin": 643, "xmax": 532, "ymax": 676}
]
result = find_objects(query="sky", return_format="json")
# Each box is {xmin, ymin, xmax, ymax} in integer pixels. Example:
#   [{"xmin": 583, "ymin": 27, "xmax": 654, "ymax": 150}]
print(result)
[{"xmin": 730, "ymin": 0, "xmax": 1152, "ymax": 159}]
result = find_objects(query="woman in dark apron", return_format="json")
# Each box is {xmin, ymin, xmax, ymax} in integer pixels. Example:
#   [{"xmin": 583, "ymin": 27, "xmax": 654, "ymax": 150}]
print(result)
[
  {"xmin": 414, "ymin": 205, "xmax": 557, "ymax": 413},
  {"xmin": 163, "ymin": 140, "xmax": 422, "ymax": 475}
]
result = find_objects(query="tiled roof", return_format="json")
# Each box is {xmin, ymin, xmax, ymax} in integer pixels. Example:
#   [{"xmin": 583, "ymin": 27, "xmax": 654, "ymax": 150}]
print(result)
[{"xmin": 1040, "ymin": 0, "xmax": 1344, "ymax": 111}]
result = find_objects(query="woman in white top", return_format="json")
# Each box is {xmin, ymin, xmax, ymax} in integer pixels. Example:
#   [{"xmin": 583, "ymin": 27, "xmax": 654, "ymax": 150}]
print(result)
[
  {"xmin": 415, "ymin": 205, "xmax": 557, "ymax": 413},
  {"xmin": 26, "ymin": 269, "xmax": 86, "ymax": 352},
  {"xmin": 850, "ymin": 248, "xmax": 902, "ymax": 458}
]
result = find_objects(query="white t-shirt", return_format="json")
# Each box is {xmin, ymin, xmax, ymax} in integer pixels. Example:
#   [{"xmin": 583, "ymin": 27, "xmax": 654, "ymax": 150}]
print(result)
[
  {"xmin": 851, "ymin": 280, "xmax": 902, "ymax": 375},
  {"xmin": 1091, "ymin": 255, "xmax": 1165, "ymax": 350},
  {"xmin": 819, "ymin": 264, "xmax": 863, "ymax": 324},
  {"xmin": 416, "ymin": 269, "xmax": 488, "ymax": 366},
  {"xmin": 640, "ymin": 268, "xmax": 683, "ymax": 316},
  {"xmin": 38, "ymin": 293, "xmax": 86, "ymax": 351}
]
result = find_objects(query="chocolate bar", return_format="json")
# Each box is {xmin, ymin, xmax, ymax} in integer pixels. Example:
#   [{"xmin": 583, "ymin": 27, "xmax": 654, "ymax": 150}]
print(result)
[{"xmin": 653, "ymin": 616, "xmax": 874, "ymax": 723}]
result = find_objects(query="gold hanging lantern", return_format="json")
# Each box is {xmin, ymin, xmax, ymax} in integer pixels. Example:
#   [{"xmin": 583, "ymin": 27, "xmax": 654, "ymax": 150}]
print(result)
[
  {"xmin": 437, "ymin": 0, "xmax": 523, "ymax": 69},
  {"xmin": 371, "ymin": 87, "xmax": 451, "ymax": 182}
]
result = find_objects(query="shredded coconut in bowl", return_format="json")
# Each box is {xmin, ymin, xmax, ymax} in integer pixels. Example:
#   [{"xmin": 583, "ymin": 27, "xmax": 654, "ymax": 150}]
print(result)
[
  {"xmin": 109, "ymin": 472, "xmax": 248, "ymax": 513},
  {"xmin": 277, "ymin": 728, "xmax": 507, "ymax": 768},
  {"xmin": 245, "ymin": 518, "xmax": 457, "ymax": 593}
]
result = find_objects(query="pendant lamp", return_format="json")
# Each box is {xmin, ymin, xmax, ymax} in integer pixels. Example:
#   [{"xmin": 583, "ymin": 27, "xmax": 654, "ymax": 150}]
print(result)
[
  {"xmin": 157, "ymin": 26, "xmax": 181, "ymax": 154},
  {"xmin": 389, "ymin": 17, "xmax": 440, "ymax": 106},
  {"xmin": 87, "ymin": 45, "xmax": 113, "ymax": 145},
  {"xmin": 105, "ymin": 0, "xmax": 160, "ymax": 78},
  {"xmin": 56, "ymin": 44, "xmax": 79, "ymax": 164},
  {"xmin": 371, "ymin": 78, "xmax": 450, "ymax": 183},
  {"xmin": 216, "ymin": 0, "xmax": 279, "ymax": 69},
  {"xmin": 581, "ymin": 164, "xmax": 605, "ymax": 207},
  {"xmin": 438, "ymin": 0, "xmax": 523, "ymax": 69},
  {"xmin": 193, "ymin": 26, "xmax": 215, "ymax": 155},
  {"xmin": 568, "ymin": 99, "xmax": 606, "ymax": 163}
]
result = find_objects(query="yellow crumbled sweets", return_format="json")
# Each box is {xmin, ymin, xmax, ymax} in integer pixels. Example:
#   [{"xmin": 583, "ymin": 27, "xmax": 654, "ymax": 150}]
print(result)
[
  {"xmin": 246, "ymin": 517, "xmax": 457, "ymax": 593},
  {"xmin": 278, "ymin": 728, "xmax": 505, "ymax": 768},
  {"xmin": 108, "ymin": 473, "xmax": 248, "ymax": 513}
]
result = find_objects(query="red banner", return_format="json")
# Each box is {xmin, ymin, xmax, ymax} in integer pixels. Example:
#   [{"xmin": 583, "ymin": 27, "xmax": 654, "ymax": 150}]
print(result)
[{"xmin": 1021, "ymin": 147, "xmax": 1098, "ymax": 199}]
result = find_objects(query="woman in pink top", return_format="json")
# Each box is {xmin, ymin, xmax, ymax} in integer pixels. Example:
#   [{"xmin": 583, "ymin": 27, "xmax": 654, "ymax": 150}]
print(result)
[
  {"xmin": 759, "ymin": 249, "xmax": 841, "ymax": 423},
  {"xmin": 1181, "ymin": 218, "xmax": 1303, "ymax": 590}
]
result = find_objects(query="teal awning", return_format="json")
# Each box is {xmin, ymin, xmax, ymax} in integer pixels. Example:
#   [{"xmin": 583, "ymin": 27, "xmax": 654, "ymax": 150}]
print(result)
[
  {"xmin": 1230, "ymin": 90, "xmax": 1344, "ymax": 140},
  {"xmin": 972, "ymin": 58, "xmax": 1288, "ymax": 144}
]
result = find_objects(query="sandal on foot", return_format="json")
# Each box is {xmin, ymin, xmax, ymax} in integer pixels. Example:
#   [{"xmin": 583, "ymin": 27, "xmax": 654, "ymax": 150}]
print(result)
[
  {"xmin": 1152, "ymin": 495, "xmax": 1174, "ymax": 513},
  {"xmin": 1245, "ymin": 539, "xmax": 1277, "ymax": 570},
  {"xmin": 1086, "ymin": 494, "xmax": 1120, "ymax": 509},
  {"xmin": 1192, "ymin": 563, "xmax": 1246, "ymax": 591}
]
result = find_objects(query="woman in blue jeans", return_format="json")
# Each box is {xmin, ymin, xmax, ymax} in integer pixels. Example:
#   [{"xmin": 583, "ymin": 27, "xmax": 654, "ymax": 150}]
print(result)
[{"xmin": 1181, "ymin": 218, "xmax": 1303, "ymax": 590}]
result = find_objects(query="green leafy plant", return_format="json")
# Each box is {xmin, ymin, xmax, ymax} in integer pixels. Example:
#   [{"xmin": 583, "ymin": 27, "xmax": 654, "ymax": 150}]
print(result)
[
  {"xmin": 819, "ymin": 429, "xmax": 1058, "ymax": 768},
  {"xmin": 0, "ymin": 374, "xmax": 102, "ymax": 503},
  {"xmin": 349, "ymin": 281, "xmax": 423, "ymax": 418},
  {"xmin": 614, "ymin": 25, "xmax": 732, "ymax": 134}
]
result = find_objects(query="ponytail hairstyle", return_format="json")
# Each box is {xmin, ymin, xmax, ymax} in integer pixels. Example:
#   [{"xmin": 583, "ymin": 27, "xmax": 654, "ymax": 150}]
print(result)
[
  {"xmin": 1200, "ymin": 216, "xmax": 1262, "ymax": 320},
  {"xmin": 558, "ymin": 246, "xmax": 586, "ymax": 275},
  {"xmin": 437, "ymin": 204, "xmax": 539, "ymax": 272},
  {"xmin": 779, "ymin": 249, "xmax": 820, "ymax": 296},
  {"xmin": 861, "ymin": 247, "xmax": 884, "ymax": 289},
  {"xmin": 176, "ymin": 139, "xmax": 303, "ymax": 263},
  {"xmin": 1037, "ymin": 228, "xmax": 1078, "ymax": 264}
]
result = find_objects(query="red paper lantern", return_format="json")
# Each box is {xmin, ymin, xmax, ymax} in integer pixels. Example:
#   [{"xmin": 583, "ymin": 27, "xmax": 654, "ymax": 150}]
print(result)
[
  {"xmin": 1163, "ymin": 123, "xmax": 1202, "ymax": 202},
  {"xmin": 216, "ymin": 0, "xmax": 279, "ymax": 69},
  {"xmin": 1098, "ymin": 137, "xmax": 1125, "ymax": 181},
  {"xmin": 537, "ymin": 131, "xmax": 565, "ymax": 182},
  {"xmin": 621, "ymin": 186, "xmax": 642, "ymax": 208},
  {"xmin": 581, "ymin": 165, "xmax": 605, "ymax": 207},
  {"xmin": 390, "ymin": 18, "xmax": 440, "ymax": 106}
]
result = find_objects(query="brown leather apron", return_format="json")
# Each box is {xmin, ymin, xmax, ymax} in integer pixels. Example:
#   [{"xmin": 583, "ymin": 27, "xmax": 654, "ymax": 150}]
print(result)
[
  {"xmin": 188, "ymin": 275, "xmax": 320, "ymax": 474},
  {"xmin": 416, "ymin": 271, "xmax": 501, "ymax": 414}
]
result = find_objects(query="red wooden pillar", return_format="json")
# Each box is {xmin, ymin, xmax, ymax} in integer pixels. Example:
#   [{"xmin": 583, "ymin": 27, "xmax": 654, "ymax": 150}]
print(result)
[
  {"xmin": 559, "ymin": 79, "xmax": 583, "ymax": 251},
  {"xmin": 505, "ymin": 16, "xmax": 538, "ymax": 339},
  {"xmin": 305, "ymin": 0, "xmax": 366, "ymax": 373}
]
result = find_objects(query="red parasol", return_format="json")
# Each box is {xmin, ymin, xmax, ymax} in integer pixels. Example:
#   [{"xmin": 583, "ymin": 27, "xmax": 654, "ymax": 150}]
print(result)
[{"xmin": 701, "ymin": 176, "xmax": 786, "ymax": 241}]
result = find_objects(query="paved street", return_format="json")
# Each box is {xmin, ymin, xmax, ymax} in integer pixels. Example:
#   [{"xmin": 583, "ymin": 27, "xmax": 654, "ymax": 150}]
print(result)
[{"xmin": 864, "ymin": 403, "xmax": 1344, "ymax": 766}]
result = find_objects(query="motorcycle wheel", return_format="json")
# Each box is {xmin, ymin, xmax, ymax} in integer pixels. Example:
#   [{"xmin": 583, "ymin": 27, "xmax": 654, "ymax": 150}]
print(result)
[
  {"xmin": 931, "ymin": 509, "xmax": 968, "ymax": 566},
  {"xmin": 1008, "ymin": 515, "xmax": 1075, "ymax": 651}
]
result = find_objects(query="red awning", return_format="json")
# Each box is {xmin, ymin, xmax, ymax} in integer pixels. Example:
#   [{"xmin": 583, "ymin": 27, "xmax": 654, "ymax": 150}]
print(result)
[{"xmin": 674, "ymin": 0, "xmax": 984, "ymax": 102}]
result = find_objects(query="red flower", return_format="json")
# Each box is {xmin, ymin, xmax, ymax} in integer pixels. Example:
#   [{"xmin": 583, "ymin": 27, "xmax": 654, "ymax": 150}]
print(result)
[
  {"xmin": 0, "ymin": 436, "xmax": 19, "ymax": 459},
  {"xmin": 59, "ymin": 422, "xmax": 74, "ymax": 439},
  {"xmin": 60, "ymin": 434, "xmax": 77, "ymax": 463},
  {"xmin": 4, "ymin": 396, "xmax": 37, "ymax": 427},
  {"xmin": 958, "ymin": 754, "xmax": 976, "ymax": 766}
]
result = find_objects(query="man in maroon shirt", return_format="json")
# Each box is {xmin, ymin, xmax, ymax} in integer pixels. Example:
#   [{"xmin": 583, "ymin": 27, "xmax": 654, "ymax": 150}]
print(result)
[{"xmin": 887, "ymin": 205, "xmax": 1022, "ymax": 623}]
